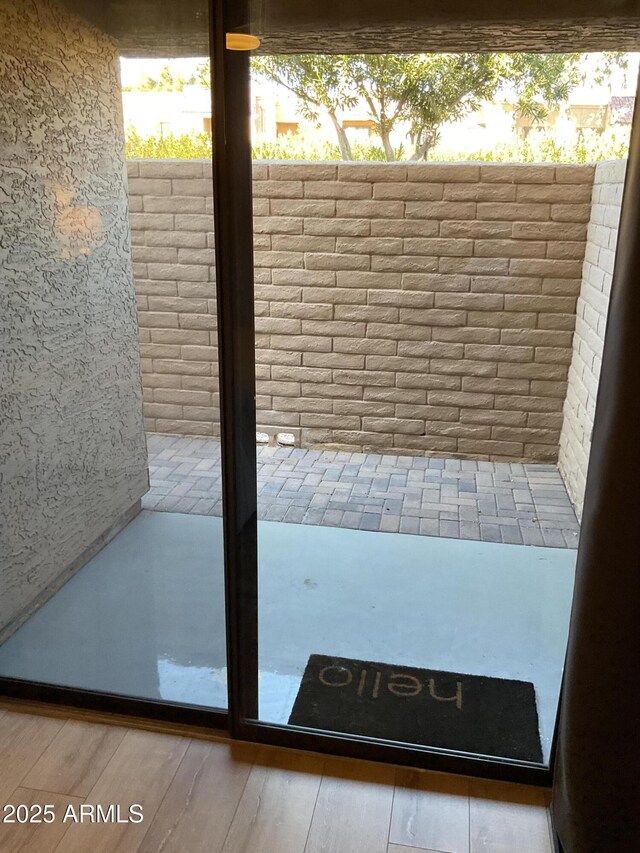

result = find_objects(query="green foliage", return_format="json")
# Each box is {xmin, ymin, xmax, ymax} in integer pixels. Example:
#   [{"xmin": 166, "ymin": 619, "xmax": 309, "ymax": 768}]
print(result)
[
  {"xmin": 125, "ymin": 127, "xmax": 212, "ymax": 159},
  {"xmin": 430, "ymin": 128, "xmax": 631, "ymax": 164},
  {"xmin": 251, "ymin": 133, "xmax": 405, "ymax": 161},
  {"xmin": 125, "ymin": 126, "xmax": 630, "ymax": 164},
  {"xmin": 500, "ymin": 54, "xmax": 582, "ymax": 122}
]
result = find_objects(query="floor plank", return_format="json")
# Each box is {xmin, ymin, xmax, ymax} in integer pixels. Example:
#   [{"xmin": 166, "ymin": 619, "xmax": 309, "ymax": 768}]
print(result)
[
  {"xmin": 469, "ymin": 780, "xmax": 552, "ymax": 853},
  {"xmin": 305, "ymin": 757, "xmax": 395, "ymax": 853},
  {"xmin": 54, "ymin": 729, "xmax": 188, "ymax": 853},
  {"xmin": 0, "ymin": 788, "xmax": 84, "ymax": 853},
  {"xmin": 0, "ymin": 711, "xmax": 65, "ymax": 803},
  {"xmin": 390, "ymin": 768, "xmax": 470, "ymax": 853},
  {"xmin": 221, "ymin": 748, "xmax": 324, "ymax": 853},
  {"xmin": 22, "ymin": 720, "xmax": 126, "ymax": 797},
  {"xmin": 137, "ymin": 739, "xmax": 255, "ymax": 853},
  {"xmin": 0, "ymin": 705, "xmax": 555, "ymax": 853}
]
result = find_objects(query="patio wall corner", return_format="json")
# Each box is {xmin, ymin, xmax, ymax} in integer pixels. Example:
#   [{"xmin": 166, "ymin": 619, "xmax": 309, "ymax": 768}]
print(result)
[{"xmin": 558, "ymin": 159, "xmax": 627, "ymax": 516}]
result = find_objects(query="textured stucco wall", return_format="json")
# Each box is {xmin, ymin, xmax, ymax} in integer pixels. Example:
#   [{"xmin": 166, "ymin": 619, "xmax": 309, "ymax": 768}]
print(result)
[
  {"xmin": 558, "ymin": 160, "xmax": 626, "ymax": 515},
  {"xmin": 130, "ymin": 159, "xmax": 594, "ymax": 462},
  {"xmin": 0, "ymin": 0, "xmax": 149, "ymax": 638}
]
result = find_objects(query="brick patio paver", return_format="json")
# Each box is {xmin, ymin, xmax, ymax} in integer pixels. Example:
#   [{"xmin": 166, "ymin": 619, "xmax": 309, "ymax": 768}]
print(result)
[{"xmin": 143, "ymin": 433, "xmax": 581, "ymax": 549}]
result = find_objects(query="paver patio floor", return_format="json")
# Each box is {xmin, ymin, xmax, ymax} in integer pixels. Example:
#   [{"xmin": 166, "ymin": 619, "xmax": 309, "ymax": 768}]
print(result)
[{"xmin": 143, "ymin": 433, "xmax": 580, "ymax": 548}]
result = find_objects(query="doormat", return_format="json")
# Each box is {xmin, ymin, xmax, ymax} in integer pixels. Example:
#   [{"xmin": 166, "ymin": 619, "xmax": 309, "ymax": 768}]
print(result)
[{"xmin": 289, "ymin": 655, "xmax": 542, "ymax": 763}]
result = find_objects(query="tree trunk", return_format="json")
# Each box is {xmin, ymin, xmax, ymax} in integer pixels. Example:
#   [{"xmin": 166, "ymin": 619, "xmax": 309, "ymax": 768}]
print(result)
[
  {"xmin": 328, "ymin": 111, "xmax": 352, "ymax": 160},
  {"xmin": 410, "ymin": 140, "xmax": 430, "ymax": 161},
  {"xmin": 379, "ymin": 126, "xmax": 395, "ymax": 161}
]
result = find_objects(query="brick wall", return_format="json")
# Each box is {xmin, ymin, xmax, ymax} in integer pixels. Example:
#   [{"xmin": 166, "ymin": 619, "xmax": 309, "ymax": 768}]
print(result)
[
  {"xmin": 558, "ymin": 160, "xmax": 626, "ymax": 512},
  {"xmin": 129, "ymin": 159, "xmax": 596, "ymax": 462}
]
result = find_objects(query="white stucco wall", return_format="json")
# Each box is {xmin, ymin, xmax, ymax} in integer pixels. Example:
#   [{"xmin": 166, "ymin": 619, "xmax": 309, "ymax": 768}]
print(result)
[{"xmin": 0, "ymin": 0, "xmax": 149, "ymax": 638}]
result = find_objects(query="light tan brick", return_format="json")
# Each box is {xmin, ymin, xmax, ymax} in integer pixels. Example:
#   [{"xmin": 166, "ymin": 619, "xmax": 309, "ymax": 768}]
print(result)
[
  {"xmin": 146, "ymin": 230, "xmax": 206, "ymax": 248},
  {"xmin": 144, "ymin": 195, "xmax": 205, "ymax": 214},
  {"xmin": 470, "ymin": 275, "xmax": 541, "ymax": 295},
  {"xmin": 465, "ymin": 343, "xmax": 533, "ymax": 362},
  {"xmin": 550, "ymin": 204, "xmax": 591, "ymax": 223},
  {"xmin": 272, "ymin": 235, "xmax": 335, "ymax": 253},
  {"xmin": 373, "ymin": 255, "xmax": 438, "ymax": 273},
  {"xmin": 441, "ymin": 220, "xmax": 512, "ymax": 238},
  {"xmin": 405, "ymin": 201, "xmax": 476, "ymax": 220},
  {"xmin": 509, "ymin": 258, "xmax": 583, "ymax": 278},
  {"xmin": 368, "ymin": 290, "xmax": 434, "ymax": 308},
  {"xmin": 404, "ymin": 238, "xmax": 473, "ymax": 257},
  {"xmin": 443, "ymin": 184, "xmax": 516, "ymax": 202},
  {"xmin": 478, "ymin": 202, "xmax": 550, "ymax": 222},
  {"xmin": 333, "ymin": 337, "xmax": 397, "ymax": 355},
  {"xmin": 271, "ymin": 199, "xmax": 336, "ymax": 217},
  {"xmin": 271, "ymin": 334, "xmax": 332, "ymax": 353},
  {"xmin": 255, "ymin": 317, "xmax": 301, "ymax": 335},
  {"xmin": 254, "ymin": 250, "xmax": 304, "ymax": 269},
  {"xmin": 253, "ymin": 180, "xmax": 303, "ymax": 198},
  {"xmin": 407, "ymin": 164, "xmax": 480, "ymax": 182},
  {"xmin": 517, "ymin": 182, "xmax": 593, "ymax": 203},
  {"xmin": 362, "ymin": 417, "xmax": 424, "ymax": 434},
  {"xmin": 304, "ymin": 218, "xmax": 370, "ymax": 236},
  {"xmin": 428, "ymin": 390, "xmax": 494, "ymax": 408},
  {"xmin": 335, "ymin": 304, "xmax": 398, "ymax": 323},
  {"xmin": 480, "ymin": 164, "xmax": 554, "ymax": 183},
  {"xmin": 336, "ymin": 199, "xmax": 404, "ymax": 219},
  {"xmin": 461, "ymin": 376, "xmax": 529, "ymax": 394},
  {"xmin": 306, "ymin": 181, "xmax": 371, "ymax": 199},
  {"xmin": 128, "ymin": 178, "xmax": 172, "ymax": 196},
  {"xmin": 402, "ymin": 273, "xmax": 469, "ymax": 292},
  {"xmin": 254, "ymin": 216, "xmax": 303, "ymax": 234},
  {"xmin": 334, "ymin": 400, "xmax": 395, "ymax": 417},
  {"xmin": 373, "ymin": 182, "xmax": 443, "ymax": 201},
  {"xmin": 306, "ymin": 252, "xmax": 370, "ymax": 271},
  {"xmin": 336, "ymin": 236, "xmax": 403, "ymax": 255},
  {"xmin": 140, "ymin": 161, "xmax": 204, "ymax": 178},
  {"xmin": 440, "ymin": 257, "xmax": 509, "ymax": 276},
  {"xmin": 172, "ymin": 178, "xmax": 216, "ymax": 196},
  {"xmin": 270, "ymin": 164, "xmax": 337, "ymax": 181},
  {"xmin": 338, "ymin": 163, "xmax": 408, "ymax": 182},
  {"xmin": 434, "ymin": 293, "xmax": 503, "ymax": 311},
  {"xmin": 432, "ymin": 358, "xmax": 497, "ymax": 377},
  {"xmin": 512, "ymin": 221, "xmax": 587, "ymax": 240},
  {"xmin": 475, "ymin": 239, "xmax": 546, "ymax": 259},
  {"xmin": 498, "ymin": 362, "xmax": 567, "ymax": 381},
  {"xmin": 371, "ymin": 219, "xmax": 439, "ymax": 237}
]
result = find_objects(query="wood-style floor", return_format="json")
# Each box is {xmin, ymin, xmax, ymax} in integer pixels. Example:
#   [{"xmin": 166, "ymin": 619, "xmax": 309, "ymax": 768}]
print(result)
[{"xmin": 0, "ymin": 701, "xmax": 555, "ymax": 853}]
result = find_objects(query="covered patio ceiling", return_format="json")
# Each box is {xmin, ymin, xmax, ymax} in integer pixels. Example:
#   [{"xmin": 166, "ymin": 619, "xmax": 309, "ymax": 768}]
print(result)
[{"xmin": 63, "ymin": 0, "xmax": 640, "ymax": 56}]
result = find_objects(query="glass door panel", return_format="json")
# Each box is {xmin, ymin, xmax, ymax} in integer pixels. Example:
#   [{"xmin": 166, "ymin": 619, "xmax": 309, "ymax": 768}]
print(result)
[
  {"xmin": 0, "ymin": 0, "xmax": 226, "ymax": 713},
  {"xmin": 225, "ymin": 0, "xmax": 636, "ymax": 771}
]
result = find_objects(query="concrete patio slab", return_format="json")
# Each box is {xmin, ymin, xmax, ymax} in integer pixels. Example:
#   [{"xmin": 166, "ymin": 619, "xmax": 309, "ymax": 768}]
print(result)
[{"xmin": 0, "ymin": 510, "xmax": 576, "ymax": 762}]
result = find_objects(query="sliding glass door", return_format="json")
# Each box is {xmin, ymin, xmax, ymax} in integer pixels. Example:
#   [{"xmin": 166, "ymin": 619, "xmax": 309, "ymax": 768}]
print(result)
[
  {"xmin": 0, "ymin": 0, "xmax": 227, "ymax": 722},
  {"xmin": 211, "ymin": 0, "xmax": 637, "ymax": 782},
  {"xmin": 2, "ymin": 0, "xmax": 637, "ymax": 786}
]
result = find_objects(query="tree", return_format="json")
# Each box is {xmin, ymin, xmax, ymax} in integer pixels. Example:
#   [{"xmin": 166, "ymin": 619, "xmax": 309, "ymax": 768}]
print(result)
[
  {"xmin": 349, "ymin": 54, "xmax": 500, "ymax": 161},
  {"xmin": 251, "ymin": 55, "xmax": 357, "ymax": 159},
  {"xmin": 257, "ymin": 52, "xmax": 620, "ymax": 162}
]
